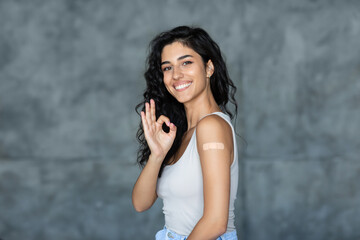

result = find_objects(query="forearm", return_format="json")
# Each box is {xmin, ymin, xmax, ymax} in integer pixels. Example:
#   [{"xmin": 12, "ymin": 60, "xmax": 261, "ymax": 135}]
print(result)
[
  {"xmin": 132, "ymin": 155, "xmax": 163, "ymax": 212},
  {"xmin": 186, "ymin": 216, "xmax": 227, "ymax": 240}
]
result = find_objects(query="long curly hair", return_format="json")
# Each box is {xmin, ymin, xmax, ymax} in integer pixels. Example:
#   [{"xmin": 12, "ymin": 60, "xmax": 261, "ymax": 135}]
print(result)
[{"xmin": 135, "ymin": 26, "xmax": 238, "ymax": 177}]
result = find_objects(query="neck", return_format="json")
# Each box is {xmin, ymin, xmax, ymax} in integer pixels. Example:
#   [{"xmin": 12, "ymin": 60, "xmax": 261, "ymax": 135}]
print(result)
[{"xmin": 183, "ymin": 88, "xmax": 221, "ymax": 130}]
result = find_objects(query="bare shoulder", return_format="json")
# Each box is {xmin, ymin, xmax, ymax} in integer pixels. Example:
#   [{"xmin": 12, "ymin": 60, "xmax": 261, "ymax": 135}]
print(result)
[
  {"xmin": 196, "ymin": 114, "xmax": 232, "ymax": 141},
  {"xmin": 196, "ymin": 114, "xmax": 234, "ymax": 164}
]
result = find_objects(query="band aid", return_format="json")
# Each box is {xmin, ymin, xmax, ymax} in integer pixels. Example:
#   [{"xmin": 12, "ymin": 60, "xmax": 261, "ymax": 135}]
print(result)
[{"xmin": 203, "ymin": 142, "xmax": 224, "ymax": 151}]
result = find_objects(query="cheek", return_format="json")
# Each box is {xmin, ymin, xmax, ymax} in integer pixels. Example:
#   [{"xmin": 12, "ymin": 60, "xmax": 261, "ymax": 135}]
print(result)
[
  {"xmin": 162, "ymin": 75, "xmax": 172, "ymax": 91},
  {"xmin": 190, "ymin": 66, "xmax": 206, "ymax": 79}
]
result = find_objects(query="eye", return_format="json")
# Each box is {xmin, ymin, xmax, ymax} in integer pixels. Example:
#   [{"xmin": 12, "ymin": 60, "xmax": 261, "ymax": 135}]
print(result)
[
  {"xmin": 162, "ymin": 66, "xmax": 172, "ymax": 72},
  {"xmin": 183, "ymin": 61, "xmax": 193, "ymax": 66}
]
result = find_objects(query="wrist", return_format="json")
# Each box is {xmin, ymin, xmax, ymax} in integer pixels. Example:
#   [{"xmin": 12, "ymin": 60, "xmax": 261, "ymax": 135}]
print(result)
[{"xmin": 148, "ymin": 154, "xmax": 165, "ymax": 164}]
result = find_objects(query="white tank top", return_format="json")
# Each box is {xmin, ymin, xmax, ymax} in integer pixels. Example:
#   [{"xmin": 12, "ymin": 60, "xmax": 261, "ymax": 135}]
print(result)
[{"xmin": 156, "ymin": 112, "xmax": 239, "ymax": 236}]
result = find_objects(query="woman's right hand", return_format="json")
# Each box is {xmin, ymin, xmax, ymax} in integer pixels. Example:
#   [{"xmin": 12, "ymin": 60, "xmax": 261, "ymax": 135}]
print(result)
[{"xmin": 141, "ymin": 99, "xmax": 177, "ymax": 162}]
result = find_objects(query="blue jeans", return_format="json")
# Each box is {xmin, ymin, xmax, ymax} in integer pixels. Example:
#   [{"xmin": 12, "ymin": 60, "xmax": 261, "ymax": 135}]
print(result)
[{"xmin": 155, "ymin": 226, "xmax": 238, "ymax": 240}]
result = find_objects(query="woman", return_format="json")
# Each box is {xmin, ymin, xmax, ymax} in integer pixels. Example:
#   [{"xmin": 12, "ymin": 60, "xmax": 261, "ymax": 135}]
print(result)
[{"xmin": 132, "ymin": 26, "xmax": 239, "ymax": 240}]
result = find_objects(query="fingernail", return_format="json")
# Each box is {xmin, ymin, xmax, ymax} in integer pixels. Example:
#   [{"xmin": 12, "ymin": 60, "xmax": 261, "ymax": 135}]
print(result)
[{"xmin": 166, "ymin": 121, "xmax": 170, "ymax": 126}]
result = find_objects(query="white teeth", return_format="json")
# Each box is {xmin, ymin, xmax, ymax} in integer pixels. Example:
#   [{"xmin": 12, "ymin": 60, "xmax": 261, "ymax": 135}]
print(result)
[{"xmin": 175, "ymin": 83, "xmax": 192, "ymax": 90}]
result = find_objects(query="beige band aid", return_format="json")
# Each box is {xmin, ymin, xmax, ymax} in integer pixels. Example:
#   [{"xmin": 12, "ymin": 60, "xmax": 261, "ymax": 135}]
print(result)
[{"xmin": 203, "ymin": 142, "xmax": 224, "ymax": 151}]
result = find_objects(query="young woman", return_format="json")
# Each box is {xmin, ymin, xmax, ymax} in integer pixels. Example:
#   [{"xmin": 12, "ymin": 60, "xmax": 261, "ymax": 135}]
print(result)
[{"xmin": 132, "ymin": 26, "xmax": 239, "ymax": 240}]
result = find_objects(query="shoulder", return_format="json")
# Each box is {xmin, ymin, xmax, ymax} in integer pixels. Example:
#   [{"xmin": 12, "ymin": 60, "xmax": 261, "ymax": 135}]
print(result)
[{"xmin": 196, "ymin": 114, "xmax": 232, "ymax": 142}]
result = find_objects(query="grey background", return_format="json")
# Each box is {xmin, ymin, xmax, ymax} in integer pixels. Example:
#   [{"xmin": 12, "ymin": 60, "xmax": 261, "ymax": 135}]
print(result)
[{"xmin": 0, "ymin": 0, "xmax": 359, "ymax": 240}]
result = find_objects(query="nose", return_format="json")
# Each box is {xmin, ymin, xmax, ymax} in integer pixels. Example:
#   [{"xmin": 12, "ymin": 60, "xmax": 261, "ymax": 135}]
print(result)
[{"xmin": 172, "ymin": 65, "xmax": 183, "ymax": 80}]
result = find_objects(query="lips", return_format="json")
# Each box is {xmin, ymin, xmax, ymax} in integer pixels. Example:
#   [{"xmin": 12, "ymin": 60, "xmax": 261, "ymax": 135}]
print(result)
[{"xmin": 174, "ymin": 82, "xmax": 192, "ymax": 91}]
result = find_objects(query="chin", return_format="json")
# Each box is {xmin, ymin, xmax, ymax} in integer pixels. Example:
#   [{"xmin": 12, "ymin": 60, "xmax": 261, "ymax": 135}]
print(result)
[
  {"xmin": 171, "ymin": 96, "xmax": 186, "ymax": 104},
  {"xmin": 176, "ymin": 97, "xmax": 193, "ymax": 105},
  {"xmin": 170, "ymin": 93, "xmax": 188, "ymax": 104},
  {"xmin": 173, "ymin": 97, "xmax": 186, "ymax": 104}
]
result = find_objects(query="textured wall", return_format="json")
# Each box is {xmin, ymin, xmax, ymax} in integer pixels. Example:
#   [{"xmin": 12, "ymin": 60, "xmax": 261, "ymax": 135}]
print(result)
[{"xmin": 0, "ymin": 0, "xmax": 359, "ymax": 240}]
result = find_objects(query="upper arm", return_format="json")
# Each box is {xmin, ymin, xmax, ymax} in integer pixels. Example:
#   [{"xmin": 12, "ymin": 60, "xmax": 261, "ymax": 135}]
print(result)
[{"xmin": 196, "ymin": 115, "xmax": 233, "ymax": 223}]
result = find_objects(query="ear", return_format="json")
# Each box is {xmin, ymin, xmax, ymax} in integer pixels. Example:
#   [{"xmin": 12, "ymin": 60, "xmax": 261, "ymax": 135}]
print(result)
[{"xmin": 206, "ymin": 60, "xmax": 214, "ymax": 78}]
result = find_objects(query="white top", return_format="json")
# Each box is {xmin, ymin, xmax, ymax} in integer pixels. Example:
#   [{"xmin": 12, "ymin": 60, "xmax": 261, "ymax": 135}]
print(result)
[{"xmin": 156, "ymin": 112, "xmax": 239, "ymax": 236}]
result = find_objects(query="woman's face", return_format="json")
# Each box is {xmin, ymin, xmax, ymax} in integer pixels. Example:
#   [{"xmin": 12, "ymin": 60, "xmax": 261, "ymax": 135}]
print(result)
[{"xmin": 161, "ymin": 41, "xmax": 213, "ymax": 104}]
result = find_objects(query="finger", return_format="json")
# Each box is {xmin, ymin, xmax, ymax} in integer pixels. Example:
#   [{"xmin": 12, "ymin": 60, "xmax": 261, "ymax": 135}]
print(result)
[
  {"xmin": 145, "ymin": 102, "xmax": 152, "ymax": 127},
  {"xmin": 141, "ymin": 111, "xmax": 149, "ymax": 132},
  {"xmin": 169, "ymin": 123, "xmax": 177, "ymax": 133},
  {"xmin": 156, "ymin": 115, "xmax": 171, "ymax": 127},
  {"xmin": 169, "ymin": 123, "xmax": 177, "ymax": 138},
  {"xmin": 150, "ymin": 99, "xmax": 156, "ymax": 123}
]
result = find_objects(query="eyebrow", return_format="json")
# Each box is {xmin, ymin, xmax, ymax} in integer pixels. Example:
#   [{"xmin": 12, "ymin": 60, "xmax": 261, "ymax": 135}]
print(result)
[{"xmin": 161, "ymin": 54, "xmax": 193, "ymax": 66}]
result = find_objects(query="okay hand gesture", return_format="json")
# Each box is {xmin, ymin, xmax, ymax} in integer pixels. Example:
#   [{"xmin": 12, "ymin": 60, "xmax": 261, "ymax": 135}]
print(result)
[{"xmin": 141, "ymin": 99, "xmax": 177, "ymax": 162}]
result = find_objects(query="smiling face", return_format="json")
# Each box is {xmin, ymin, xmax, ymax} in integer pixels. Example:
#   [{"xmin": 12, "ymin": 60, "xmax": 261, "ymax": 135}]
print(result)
[{"xmin": 161, "ymin": 41, "xmax": 214, "ymax": 104}]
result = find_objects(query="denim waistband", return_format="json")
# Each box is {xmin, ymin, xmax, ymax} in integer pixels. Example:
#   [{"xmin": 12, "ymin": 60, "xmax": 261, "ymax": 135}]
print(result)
[{"xmin": 155, "ymin": 226, "xmax": 238, "ymax": 240}]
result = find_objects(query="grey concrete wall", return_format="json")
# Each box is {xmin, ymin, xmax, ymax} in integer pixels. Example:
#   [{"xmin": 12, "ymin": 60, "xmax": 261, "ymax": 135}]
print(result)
[{"xmin": 0, "ymin": 0, "xmax": 359, "ymax": 239}]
